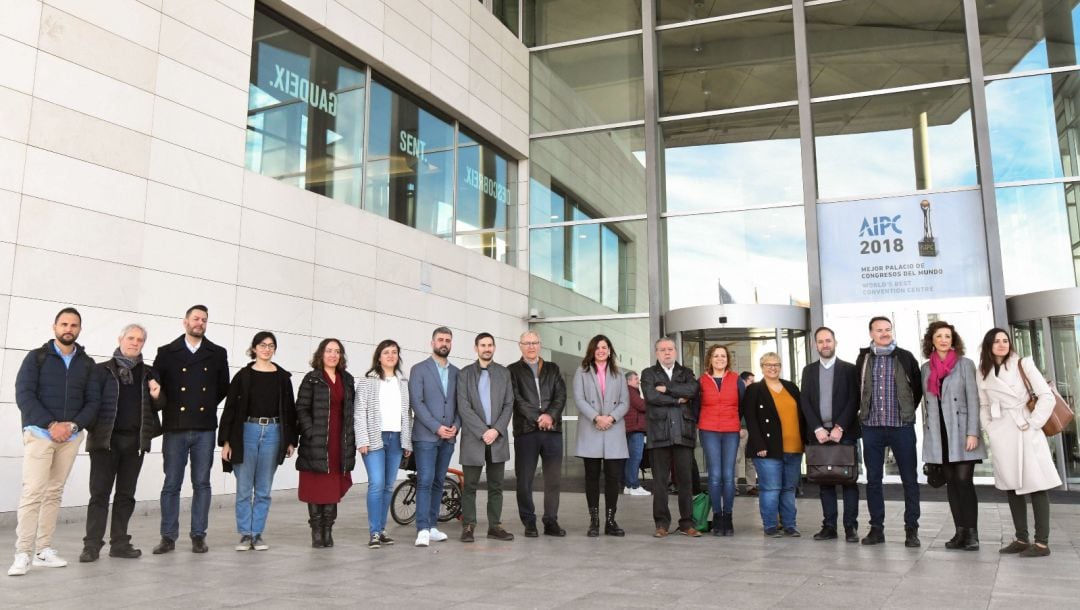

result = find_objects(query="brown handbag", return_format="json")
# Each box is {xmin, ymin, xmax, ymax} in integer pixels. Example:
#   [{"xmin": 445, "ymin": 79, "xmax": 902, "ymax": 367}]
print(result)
[{"xmin": 1017, "ymin": 359, "xmax": 1075, "ymax": 437}]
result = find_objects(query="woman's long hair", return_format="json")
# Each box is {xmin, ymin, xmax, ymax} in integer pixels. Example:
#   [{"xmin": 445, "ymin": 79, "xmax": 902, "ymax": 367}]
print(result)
[
  {"xmin": 580, "ymin": 334, "xmax": 619, "ymax": 376},
  {"xmin": 366, "ymin": 339, "xmax": 403, "ymax": 379},
  {"xmin": 310, "ymin": 338, "xmax": 347, "ymax": 373},
  {"xmin": 978, "ymin": 327, "xmax": 1012, "ymax": 380},
  {"xmin": 920, "ymin": 320, "xmax": 965, "ymax": 359}
]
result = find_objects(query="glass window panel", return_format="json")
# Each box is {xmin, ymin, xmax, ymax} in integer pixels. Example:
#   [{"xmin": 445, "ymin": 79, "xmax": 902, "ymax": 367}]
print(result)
[
  {"xmin": 530, "ymin": 128, "xmax": 646, "ymax": 223},
  {"xmin": 530, "ymin": 220, "xmax": 647, "ymax": 314},
  {"xmin": 493, "ymin": 0, "xmax": 520, "ymax": 37},
  {"xmin": 457, "ymin": 130, "xmax": 515, "ymax": 232},
  {"xmin": 662, "ymin": 108, "xmax": 801, "ymax": 212},
  {"xmin": 524, "ymin": 0, "xmax": 641, "ymax": 46},
  {"xmin": 813, "ymin": 85, "xmax": 978, "ymax": 200},
  {"xmin": 456, "ymin": 231, "xmax": 511, "ymax": 263},
  {"xmin": 658, "ymin": 0, "xmax": 792, "ymax": 26},
  {"xmin": 246, "ymin": 8, "xmax": 366, "ymax": 206},
  {"xmin": 985, "ymin": 73, "xmax": 1078, "ymax": 183},
  {"xmin": 978, "ymin": 0, "xmax": 1080, "ymax": 75},
  {"xmin": 365, "ymin": 80, "xmax": 455, "ymax": 239},
  {"xmin": 996, "ymin": 184, "xmax": 1076, "ymax": 294},
  {"xmin": 658, "ymin": 11, "xmax": 796, "ymax": 116},
  {"xmin": 531, "ymin": 37, "xmax": 644, "ymax": 133},
  {"xmin": 806, "ymin": 0, "xmax": 968, "ymax": 98},
  {"xmin": 665, "ymin": 207, "xmax": 809, "ymax": 309}
]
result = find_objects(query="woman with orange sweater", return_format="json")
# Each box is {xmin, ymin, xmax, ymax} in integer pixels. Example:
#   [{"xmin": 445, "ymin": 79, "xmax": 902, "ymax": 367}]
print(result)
[{"xmin": 698, "ymin": 345, "xmax": 745, "ymax": 536}]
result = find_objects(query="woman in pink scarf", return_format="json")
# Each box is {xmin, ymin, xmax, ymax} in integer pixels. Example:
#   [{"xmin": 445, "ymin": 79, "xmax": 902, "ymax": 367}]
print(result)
[{"xmin": 920, "ymin": 321, "xmax": 985, "ymax": 551}]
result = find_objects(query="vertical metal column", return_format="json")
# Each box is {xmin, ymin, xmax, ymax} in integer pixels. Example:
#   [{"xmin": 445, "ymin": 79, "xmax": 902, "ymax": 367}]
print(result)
[
  {"xmin": 793, "ymin": 1, "xmax": 824, "ymax": 336},
  {"xmin": 962, "ymin": 0, "xmax": 1009, "ymax": 327},
  {"xmin": 1040, "ymin": 316, "xmax": 1071, "ymax": 489},
  {"xmin": 913, "ymin": 109, "xmax": 932, "ymax": 190},
  {"xmin": 642, "ymin": 0, "xmax": 664, "ymax": 341}
]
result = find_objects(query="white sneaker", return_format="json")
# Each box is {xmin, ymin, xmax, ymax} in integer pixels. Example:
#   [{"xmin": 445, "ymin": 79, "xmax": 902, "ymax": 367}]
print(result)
[
  {"xmin": 623, "ymin": 487, "xmax": 632, "ymax": 495},
  {"xmin": 630, "ymin": 486, "xmax": 651, "ymax": 496},
  {"xmin": 32, "ymin": 548, "xmax": 67, "ymax": 568},
  {"xmin": 7, "ymin": 553, "xmax": 30, "ymax": 576},
  {"xmin": 414, "ymin": 529, "xmax": 430, "ymax": 547},
  {"xmin": 428, "ymin": 527, "xmax": 448, "ymax": 542}
]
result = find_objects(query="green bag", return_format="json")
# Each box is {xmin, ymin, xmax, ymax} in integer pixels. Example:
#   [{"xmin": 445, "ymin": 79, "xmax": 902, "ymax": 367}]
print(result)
[{"xmin": 692, "ymin": 492, "xmax": 711, "ymax": 533}]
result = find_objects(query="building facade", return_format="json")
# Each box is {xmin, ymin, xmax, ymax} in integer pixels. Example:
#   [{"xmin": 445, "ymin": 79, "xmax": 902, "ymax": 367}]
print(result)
[{"xmin": 2, "ymin": 0, "xmax": 1080, "ymax": 514}]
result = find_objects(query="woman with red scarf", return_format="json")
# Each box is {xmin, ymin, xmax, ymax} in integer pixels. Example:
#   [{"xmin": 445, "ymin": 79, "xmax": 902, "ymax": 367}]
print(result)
[{"xmin": 920, "ymin": 321, "xmax": 985, "ymax": 551}]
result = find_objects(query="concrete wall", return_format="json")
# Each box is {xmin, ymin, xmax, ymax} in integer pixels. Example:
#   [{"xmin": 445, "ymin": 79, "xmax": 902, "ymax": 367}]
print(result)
[{"xmin": 0, "ymin": 0, "xmax": 530, "ymax": 513}]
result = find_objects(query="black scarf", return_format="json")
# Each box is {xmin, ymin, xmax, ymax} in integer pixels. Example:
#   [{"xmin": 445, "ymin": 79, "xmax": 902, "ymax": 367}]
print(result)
[{"xmin": 113, "ymin": 348, "xmax": 142, "ymax": 385}]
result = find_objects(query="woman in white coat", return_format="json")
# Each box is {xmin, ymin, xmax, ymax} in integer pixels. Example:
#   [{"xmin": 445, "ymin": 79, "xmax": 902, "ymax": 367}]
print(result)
[
  {"xmin": 976, "ymin": 328, "xmax": 1061, "ymax": 557},
  {"xmin": 573, "ymin": 335, "xmax": 629, "ymax": 538}
]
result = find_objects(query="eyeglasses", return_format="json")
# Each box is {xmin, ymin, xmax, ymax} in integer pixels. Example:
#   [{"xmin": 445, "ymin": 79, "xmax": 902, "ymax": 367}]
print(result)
[
  {"xmin": 520, "ymin": 341, "xmax": 540, "ymax": 347},
  {"xmin": 256, "ymin": 342, "xmax": 276, "ymax": 350},
  {"xmin": 762, "ymin": 363, "xmax": 781, "ymax": 369}
]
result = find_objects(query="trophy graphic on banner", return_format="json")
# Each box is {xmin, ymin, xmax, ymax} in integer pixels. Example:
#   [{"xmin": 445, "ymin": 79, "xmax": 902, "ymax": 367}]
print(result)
[{"xmin": 919, "ymin": 199, "xmax": 937, "ymax": 257}]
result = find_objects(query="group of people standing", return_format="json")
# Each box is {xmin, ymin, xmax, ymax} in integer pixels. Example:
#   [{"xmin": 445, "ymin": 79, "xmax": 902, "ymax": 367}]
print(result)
[
  {"xmin": 670, "ymin": 316, "xmax": 1060, "ymax": 559},
  {"xmin": 9, "ymin": 305, "xmax": 1065, "ymax": 577}
]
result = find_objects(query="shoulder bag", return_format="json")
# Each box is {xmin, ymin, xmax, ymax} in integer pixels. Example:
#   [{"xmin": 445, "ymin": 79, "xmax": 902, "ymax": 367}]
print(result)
[{"xmin": 1017, "ymin": 359, "xmax": 1074, "ymax": 437}]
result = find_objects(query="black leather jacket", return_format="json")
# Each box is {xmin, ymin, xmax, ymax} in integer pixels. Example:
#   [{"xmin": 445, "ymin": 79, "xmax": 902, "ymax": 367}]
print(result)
[
  {"xmin": 507, "ymin": 358, "xmax": 566, "ymax": 435},
  {"xmin": 641, "ymin": 361, "xmax": 700, "ymax": 449}
]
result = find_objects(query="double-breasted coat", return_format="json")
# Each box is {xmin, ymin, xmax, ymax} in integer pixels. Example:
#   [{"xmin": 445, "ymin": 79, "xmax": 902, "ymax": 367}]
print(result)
[
  {"xmin": 977, "ymin": 355, "xmax": 1062, "ymax": 494},
  {"xmin": 920, "ymin": 356, "xmax": 987, "ymax": 464},
  {"xmin": 573, "ymin": 365, "xmax": 630, "ymax": 459}
]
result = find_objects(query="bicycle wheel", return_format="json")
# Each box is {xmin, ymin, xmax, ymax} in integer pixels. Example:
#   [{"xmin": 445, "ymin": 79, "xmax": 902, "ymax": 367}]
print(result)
[
  {"xmin": 437, "ymin": 476, "xmax": 462, "ymax": 522},
  {"xmin": 390, "ymin": 477, "xmax": 417, "ymax": 526}
]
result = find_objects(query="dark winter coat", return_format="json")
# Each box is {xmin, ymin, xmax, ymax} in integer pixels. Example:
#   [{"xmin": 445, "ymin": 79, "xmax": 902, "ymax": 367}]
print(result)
[
  {"xmin": 87, "ymin": 359, "xmax": 165, "ymax": 452},
  {"xmin": 295, "ymin": 369, "xmax": 356, "ymax": 473}
]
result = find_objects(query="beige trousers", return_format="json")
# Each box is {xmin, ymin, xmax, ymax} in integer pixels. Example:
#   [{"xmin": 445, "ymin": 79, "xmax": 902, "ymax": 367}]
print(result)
[
  {"xmin": 736, "ymin": 428, "xmax": 757, "ymax": 485},
  {"xmin": 15, "ymin": 430, "xmax": 84, "ymax": 554}
]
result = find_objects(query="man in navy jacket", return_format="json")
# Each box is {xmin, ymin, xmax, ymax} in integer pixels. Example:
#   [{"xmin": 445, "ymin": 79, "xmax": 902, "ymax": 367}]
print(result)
[
  {"xmin": 409, "ymin": 326, "xmax": 460, "ymax": 547},
  {"xmin": 10, "ymin": 307, "xmax": 100, "ymax": 576}
]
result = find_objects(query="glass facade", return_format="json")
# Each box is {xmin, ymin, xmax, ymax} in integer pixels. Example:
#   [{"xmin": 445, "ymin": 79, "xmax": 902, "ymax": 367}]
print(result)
[
  {"xmin": 245, "ymin": 7, "xmax": 516, "ymax": 263},
  {"xmin": 525, "ymin": 1, "xmax": 1080, "ymax": 486}
]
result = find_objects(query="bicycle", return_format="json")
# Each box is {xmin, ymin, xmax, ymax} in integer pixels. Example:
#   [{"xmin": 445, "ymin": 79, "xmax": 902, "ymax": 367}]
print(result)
[{"xmin": 390, "ymin": 467, "xmax": 464, "ymax": 526}]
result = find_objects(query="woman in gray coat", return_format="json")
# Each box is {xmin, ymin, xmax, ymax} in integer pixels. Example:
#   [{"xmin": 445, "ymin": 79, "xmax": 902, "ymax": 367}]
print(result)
[
  {"xmin": 920, "ymin": 321, "xmax": 985, "ymax": 551},
  {"xmin": 573, "ymin": 335, "xmax": 630, "ymax": 537}
]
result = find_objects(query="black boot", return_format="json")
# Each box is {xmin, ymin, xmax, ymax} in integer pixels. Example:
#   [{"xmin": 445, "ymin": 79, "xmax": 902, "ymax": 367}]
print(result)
[
  {"xmin": 604, "ymin": 508, "xmax": 624, "ymax": 537},
  {"xmin": 904, "ymin": 527, "xmax": 921, "ymax": 548},
  {"xmin": 962, "ymin": 528, "xmax": 980, "ymax": 551},
  {"xmin": 323, "ymin": 504, "xmax": 337, "ymax": 548},
  {"xmin": 721, "ymin": 512, "xmax": 734, "ymax": 536},
  {"xmin": 308, "ymin": 504, "xmax": 324, "ymax": 548},
  {"xmin": 945, "ymin": 527, "xmax": 966, "ymax": 550},
  {"xmin": 587, "ymin": 507, "xmax": 600, "ymax": 537}
]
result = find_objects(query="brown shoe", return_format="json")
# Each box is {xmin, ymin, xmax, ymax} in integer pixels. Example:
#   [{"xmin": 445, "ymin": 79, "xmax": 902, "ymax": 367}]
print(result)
[
  {"xmin": 1019, "ymin": 543, "xmax": 1050, "ymax": 558},
  {"xmin": 653, "ymin": 527, "xmax": 669, "ymax": 538},
  {"xmin": 487, "ymin": 525, "xmax": 515, "ymax": 541},
  {"xmin": 460, "ymin": 524, "xmax": 475, "ymax": 543},
  {"xmin": 678, "ymin": 527, "xmax": 702, "ymax": 537},
  {"xmin": 999, "ymin": 539, "xmax": 1030, "ymax": 554}
]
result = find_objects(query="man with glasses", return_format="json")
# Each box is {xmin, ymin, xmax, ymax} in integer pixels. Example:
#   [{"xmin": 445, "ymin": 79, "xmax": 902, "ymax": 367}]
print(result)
[
  {"xmin": 855, "ymin": 316, "xmax": 923, "ymax": 547},
  {"xmin": 151, "ymin": 305, "xmax": 230, "ymax": 554},
  {"xmin": 641, "ymin": 338, "xmax": 701, "ymax": 538},
  {"xmin": 508, "ymin": 331, "xmax": 567, "ymax": 537}
]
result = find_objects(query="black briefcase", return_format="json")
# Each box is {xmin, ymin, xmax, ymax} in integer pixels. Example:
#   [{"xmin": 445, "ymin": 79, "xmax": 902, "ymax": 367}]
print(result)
[{"xmin": 805, "ymin": 443, "xmax": 857, "ymax": 486}]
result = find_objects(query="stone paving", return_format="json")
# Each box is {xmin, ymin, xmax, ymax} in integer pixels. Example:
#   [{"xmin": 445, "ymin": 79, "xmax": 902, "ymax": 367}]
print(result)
[{"xmin": 3, "ymin": 487, "xmax": 1079, "ymax": 609}]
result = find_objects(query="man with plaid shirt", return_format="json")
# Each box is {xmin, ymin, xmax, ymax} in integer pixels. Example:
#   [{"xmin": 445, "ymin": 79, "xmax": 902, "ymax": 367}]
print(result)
[{"xmin": 854, "ymin": 317, "xmax": 923, "ymax": 548}]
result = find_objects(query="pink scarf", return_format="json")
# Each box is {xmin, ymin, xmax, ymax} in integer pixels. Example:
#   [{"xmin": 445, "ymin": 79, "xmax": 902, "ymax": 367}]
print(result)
[
  {"xmin": 596, "ymin": 362, "xmax": 607, "ymax": 399},
  {"xmin": 927, "ymin": 350, "xmax": 958, "ymax": 398}
]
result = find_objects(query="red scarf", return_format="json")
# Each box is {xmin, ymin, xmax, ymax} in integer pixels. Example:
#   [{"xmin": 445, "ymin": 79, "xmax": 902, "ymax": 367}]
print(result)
[{"xmin": 927, "ymin": 350, "xmax": 957, "ymax": 398}]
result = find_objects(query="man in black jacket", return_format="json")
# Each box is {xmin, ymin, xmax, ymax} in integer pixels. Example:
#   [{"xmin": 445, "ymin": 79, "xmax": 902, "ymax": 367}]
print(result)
[
  {"xmin": 10, "ymin": 307, "xmax": 100, "ymax": 576},
  {"xmin": 80, "ymin": 324, "xmax": 164, "ymax": 563},
  {"xmin": 151, "ymin": 305, "xmax": 229, "ymax": 555},
  {"xmin": 854, "ymin": 316, "xmax": 923, "ymax": 548},
  {"xmin": 800, "ymin": 327, "xmax": 861, "ymax": 543},
  {"xmin": 641, "ymin": 338, "xmax": 701, "ymax": 538},
  {"xmin": 507, "ymin": 330, "xmax": 567, "ymax": 537}
]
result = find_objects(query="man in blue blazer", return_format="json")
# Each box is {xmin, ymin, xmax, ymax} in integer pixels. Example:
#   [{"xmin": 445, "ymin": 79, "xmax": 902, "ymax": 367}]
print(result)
[{"xmin": 409, "ymin": 327, "xmax": 460, "ymax": 547}]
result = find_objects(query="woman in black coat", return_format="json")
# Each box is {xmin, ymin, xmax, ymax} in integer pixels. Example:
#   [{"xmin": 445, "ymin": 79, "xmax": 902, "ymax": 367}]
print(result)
[
  {"xmin": 219, "ymin": 331, "xmax": 297, "ymax": 551},
  {"xmin": 295, "ymin": 338, "xmax": 356, "ymax": 548},
  {"xmin": 742, "ymin": 351, "xmax": 805, "ymax": 537}
]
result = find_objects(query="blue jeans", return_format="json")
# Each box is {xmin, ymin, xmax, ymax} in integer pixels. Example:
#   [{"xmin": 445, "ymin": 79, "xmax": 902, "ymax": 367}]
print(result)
[
  {"xmin": 413, "ymin": 438, "xmax": 455, "ymax": 531},
  {"xmin": 624, "ymin": 432, "xmax": 646, "ymax": 488},
  {"xmin": 160, "ymin": 430, "xmax": 215, "ymax": 540},
  {"xmin": 700, "ymin": 430, "xmax": 740, "ymax": 515},
  {"xmin": 863, "ymin": 424, "xmax": 920, "ymax": 529},
  {"xmin": 816, "ymin": 438, "xmax": 860, "ymax": 530},
  {"xmin": 754, "ymin": 453, "xmax": 802, "ymax": 531},
  {"xmin": 232, "ymin": 422, "xmax": 281, "ymax": 536},
  {"xmin": 360, "ymin": 432, "xmax": 403, "ymax": 534}
]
